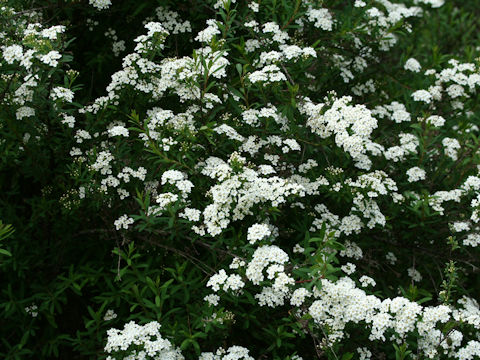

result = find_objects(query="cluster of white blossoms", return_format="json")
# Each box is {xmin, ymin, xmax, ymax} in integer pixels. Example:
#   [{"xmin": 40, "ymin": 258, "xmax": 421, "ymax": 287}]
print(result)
[
  {"xmin": 192, "ymin": 156, "xmax": 305, "ymax": 236},
  {"xmin": 105, "ymin": 321, "xmax": 184, "ymax": 360},
  {"xmin": 425, "ymin": 114, "xmax": 446, "ymax": 127},
  {"xmin": 108, "ymin": 125, "xmax": 129, "ymax": 138},
  {"xmin": 246, "ymin": 223, "xmax": 271, "ymax": 244},
  {"xmin": 290, "ymin": 288, "xmax": 311, "ymax": 306},
  {"xmin": 408, "ymin": 58, "xmax": 480, "ymax": 112},
  {"xmin": 1, "ymin": 11, "xmax": 76, "ymax": 140},
  {"xmin": 248, "ymin": 64, "xmax": 287, "ymax": 84},
  {"xmin": 412, "ymin": 89, "xmax": 433, "ymax": 103},
  {"xmin": 195, "ymin": 19, "xmax": 221, "ymax": 43},
  {"xmin": 104, "ymin": 309, "xmax": 118, "ymax": 321},
  {"xmin": 406, "ymin": 166, "xmax": 426, "ymax": 182},
  {"xmin": 154, "ymin": 6, "xmax": 192, "ymax": 35},
  {"xmin": 199, "ymin": 346, "xmax": 253, "ymax": 360},
  {"xmin": 305, "ymin": 7, "xmax": 334, "ymax": 31},
  {"xmin": 373, "ymin": 101, "xmax": 411, "ymax": 123},
  {"xmin": 161, "ymin": 170, "xmax": 194, "ymax": 198},
  {"xmin": 404, "ymin": 57, "xmax": 422, "ymax": 72},
  {"xmin": 89, "ymin": 0, "xmax": 112, "ymax": 10},
  {"xmin": 207, "ymin": 269, "xmax": 245, "ymax": 293},
  {"xmin": 25, "ymin": 304, "xmax": 38, "ymax": 317},
  {"xmin": 442, "ymin": 137, "xmax": 461, "ymax": 160},
  {"xmin": 414, "ymin": 0, "xmax": 445, "ymax": 7},
  {"xmin": 114, "ymin": 215, "xmax": 134, "ymax": 230},
  {"xmin": 50, "ymin": 86, "xmax": 74, "ymax": 103},
  {"xmin": 301, "ymin": 95, "xmax": 379, "ymax": 169},
  {"xmin": 305, "ymin": 277, "xmax": 480, "ymax": 358}
]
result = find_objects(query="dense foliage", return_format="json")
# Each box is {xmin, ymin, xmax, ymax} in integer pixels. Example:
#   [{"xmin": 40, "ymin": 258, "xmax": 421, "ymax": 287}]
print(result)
[{"xmin": 1, "ymin": 0, "xmax": 480, "ymax": 359}]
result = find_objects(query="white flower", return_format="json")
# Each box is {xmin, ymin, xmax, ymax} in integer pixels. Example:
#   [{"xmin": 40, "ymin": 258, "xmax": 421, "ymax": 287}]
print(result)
[
  {"xmin": 306, "ymin": 7, "xmax": 333, "ymax": 31},
  {"xmin": 114, "ymin": 215, "xmax": 134, "ymax": 230},
  {"xmin": 412, "ymin": 90, "xmax": 433, "ymax": 103},
  {"xmin": 293, "ymin": 243, "xmax": 304, "ymax": 253},
  {"xmin": 103, "ymin": 309, "xmax": 117, "ymax": 321},
  {"xmin": 425, "ymin": 115, "xmax": 445, "ymax": 127},
  {"xmin": 406, "ymin": 167, "xmax": 426, "ymax": 182},
  {"xmin": 386, "ymin": 252, "xmax": 397, "ymax": 265},
  {"xmin": 179, "ymin": 208, "xmax": 201, "ymax": 222},
  {"xmin": 290, "ymin": 288, "xmax": 311, "ymax": 306},
  {"xmin": 25, "ymin": 304, "xmax": 38, "ymax": 317},
  {"xmin": 16, "ymin": 106, "xmax": 35, "ymax": 120},
  {"xmin": 89, "ymin": 0, "xmax": 112, "ymax": 10},
  {"xmin": 442, "ymin": 137, "xmax": 461, "ymax": 160},
  {"xmin": 156, "ymin": 192, "xmax": 179, "ymax": 209},
  {"xmin": 2, "ymin": 44, "xmax": 23, "ymax": 64},
  {"xmin": 195, "ymin": 19, "xmax": 220, "ymax": 43},
  {"xmin": 247, "ymin": 223, "xmax": 272, "ymax": 244},
  {"xmin": 108, "ymin": 125, "xmax": 129, "ymax": 137},
  {"xmin": 39, "ymin": 50, "xmax": 62, "ymax": 67},
  {"xmin": 207, "ymin": 269, "xmax": 228, "ymax": 292},
  {"xmin": 104, "ymin": 321, "xmax": 183, "ymax": 359},
  {"xmin": 404, "ymin": 58, "xmax": 421, "ymax": 72},
  {"xmin": 359, "ymin": 275, "xmax": 376, "ymax": 287},
  {"xmin": 204, "ymin": 294, "xmax": 220, "ymax": 306},
  {"xmin": 50, "ymin": 87, "xmax": 74, "ymax": 102},
  {"xmin": 248, "ymin": 2, "xmax": 259, "ymax": 12},
  {"xmin": 341, "ymin": 262, "xmax": 356, "ymax": 275},
  {"xmin": 61, "ymin": 114, "xmax": 76, "ymax": 128},
  {"xmin": 407, "ymin": 267, "xmax": 422, "ymax": 282},
  {"xmin": 41, "ymin": 25, "xmax": 66, "ymax": 40}
]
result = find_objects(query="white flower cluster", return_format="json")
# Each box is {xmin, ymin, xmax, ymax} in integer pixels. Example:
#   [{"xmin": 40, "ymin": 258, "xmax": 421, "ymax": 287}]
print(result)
[
  {"xmin": 114, "ymin": 215, "xmax": 134, "ymax": 230},
  {"xmin": 373, "ymin": 101, "xmax": 411, "ymax": 123},
  {"xmin": 301, "ymin": 96, "xmax": 378, "ymax": 169},
  {"xmin": 206, "ymin": 269, "xmax": 245, "ymax": 293},
  {"xmin": 406, "ymin": 167, "xmax": 426, "ymax": 182},
  {"xmin": 442, "ymin": 137, "xmax": 461, "ymax": 160},
  {"xmin": 305, "ymin": 7, "xmax": 334, "ymax": 31},
  {"xmin": 16, "ymin": 106, "xmax": 35, "ymax": 120},
  {"xmin": 195, "ymin": 19, "xmax": 220, "ymax": 43},
  {"xmin": 412, "ymin": 89, "xmax": 433, "ymax": 103},
  {"xmin": 199, "ymin": 346, "xmax": 253, "ymax": 360},
  {"xmin": 248, "ymin": 65, "xmax": 287, "ymax": 84},
  {"xmin": 108, "ymin": 125, "xmax": 129, "ymax": 138},
  {"xmin": 25, "ymin": 304, "xmax": 38, "ymax": 317},
  {"xmin": 246, "ymin": 223, "xmax": 271, "ymax": 244},
  {"xmin": 305, "ymin": 276, "xmax": 479, "ymax": 358},
  {"xmin": 243, "ymin": 245, "xmax": 295, "ymax": 307},
  {"xmin": 161, "ymin": 170, "xmax": 194, "ymax": 197},
  {"xmin": 404, "ymin": 57, "xmax": 421, "ymax": 72},
  {"xmin": 104, "ymin": 309, "xmax": 117, "ymax": 321},
  {"xmin": 290, "ymin": 288, "xmax": 311, "ymax": 306},
  {"xmin": 196, "ymin": 158, "xmax": 304, "ymax": 236},
  {"xmin": 425, "ymin": 114, "xmax": 445, "ymax": 127},
  {"xmin": 410, "ymin": 59, "xmax": 480, "ymax": 111},
  {"xmin": 155, "ymin": 7, "xmax": 192, "ymax": 35},
  {"xmin": 39, "ymin": 50, "xmax": 62, "ymax": 67},
  {"xmin": 105, "ymin": 321, "xmax": 184, "ymax": 360},
  {"xmin": 384, "ymin": 133, "xmax": 419, "ymax": 162},
  {"xmin": 50, "ymin": 86, "xmax": 74, "ymax": 103},
  {"xmin": 89, "ymin": 0, "xmax": 112, "ymax": 10}
]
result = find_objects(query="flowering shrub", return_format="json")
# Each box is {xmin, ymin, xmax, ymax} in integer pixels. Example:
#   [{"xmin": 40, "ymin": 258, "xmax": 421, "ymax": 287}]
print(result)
[{"xmin": 2, "ymin": 0, "xmax": 480, "ymax": 359}]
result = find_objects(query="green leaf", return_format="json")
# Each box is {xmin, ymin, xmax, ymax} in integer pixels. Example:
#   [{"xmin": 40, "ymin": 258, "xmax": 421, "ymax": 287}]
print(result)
[
  {"xmin": 341, "ymin": 353, "xmax": 354, "ymax": 360},
  {"xmin": 0, "ymin": 248, "xmax": 12, "ymax": 256}
]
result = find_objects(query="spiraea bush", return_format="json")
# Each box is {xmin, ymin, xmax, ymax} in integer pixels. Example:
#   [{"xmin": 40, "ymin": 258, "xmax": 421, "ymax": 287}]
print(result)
[{"xmin": 2, "ymin": 0, "xmax": 480, "ymax": 359}]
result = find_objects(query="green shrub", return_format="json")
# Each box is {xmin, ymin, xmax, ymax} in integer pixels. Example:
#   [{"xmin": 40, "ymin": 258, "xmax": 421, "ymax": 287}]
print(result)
[{"xmin": 1, "ymin": 0, "xmax": 480, "ymax": 359}]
